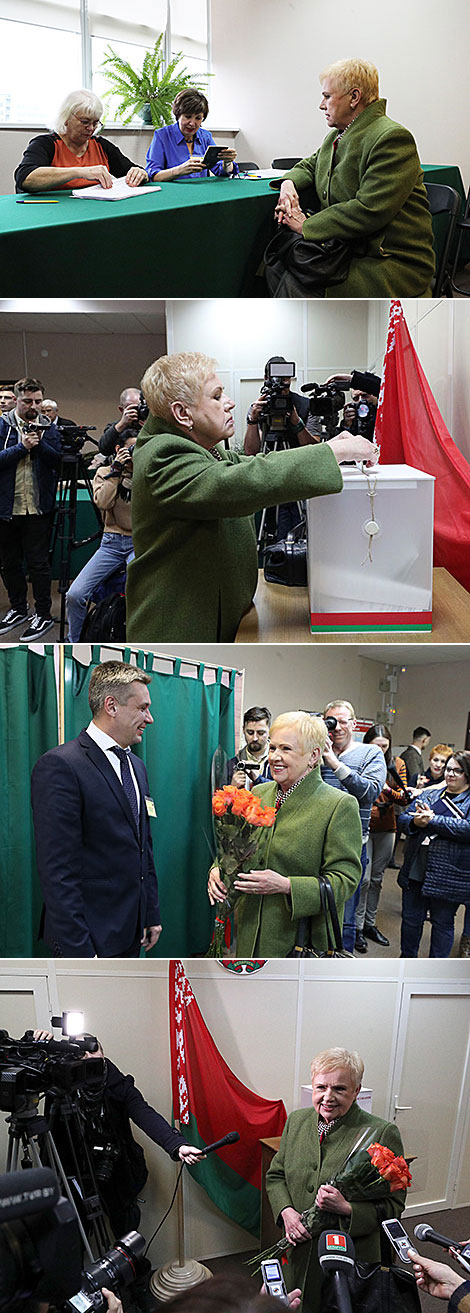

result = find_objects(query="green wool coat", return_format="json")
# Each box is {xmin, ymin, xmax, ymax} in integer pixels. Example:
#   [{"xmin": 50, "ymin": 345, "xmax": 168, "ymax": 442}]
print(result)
[
  {"xmin": 266, "ymin": 1101, "xmax": 406, "ymax": 1313},
  {"xmin": 236, "ymin": 769, "xmax": 362, "ymax": 957},
  {"xmin": 274, "ymin": 99, "xmax": 435, "ymax": 297},
  {"xmin": 126, "ymin": 419, "xmax": 342, "ymax": 642}
]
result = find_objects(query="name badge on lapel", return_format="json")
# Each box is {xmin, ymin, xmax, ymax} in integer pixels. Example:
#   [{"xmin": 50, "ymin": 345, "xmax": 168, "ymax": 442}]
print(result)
[{"xmin": 145, "ymin": 796, "xmax": 157, "ymax": 818}]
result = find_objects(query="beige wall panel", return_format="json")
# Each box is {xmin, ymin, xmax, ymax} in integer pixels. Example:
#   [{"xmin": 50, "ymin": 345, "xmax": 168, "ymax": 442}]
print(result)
[
  {"xmin": 392, "ymin": 657, "xmax": 470, "ymax": 750},
  {"xmin": 297, "ymin": 978, "xmax": 398, "ymax": 1115}
]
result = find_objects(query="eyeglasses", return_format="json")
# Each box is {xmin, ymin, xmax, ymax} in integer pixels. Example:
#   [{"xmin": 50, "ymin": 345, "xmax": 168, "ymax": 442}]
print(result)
[
  {"xmin": 74, "ymin": 115, "xmax": 101, "ymax": 128},
  {"xmin": 445, "ymin": 767, "xmax": 463, "ymax": 775}
]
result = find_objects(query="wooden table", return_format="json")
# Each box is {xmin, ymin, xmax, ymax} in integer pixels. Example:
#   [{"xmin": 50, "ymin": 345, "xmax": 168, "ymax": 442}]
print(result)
[{"xmin": 236, "ymin": 568, "xmax": 470, "ymax": 643}]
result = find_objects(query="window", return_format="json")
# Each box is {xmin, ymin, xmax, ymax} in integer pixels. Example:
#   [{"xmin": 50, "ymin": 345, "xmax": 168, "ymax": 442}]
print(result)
[{"xmin": 0, "ymin": 0, "xmax": 209, "ymax": 125}]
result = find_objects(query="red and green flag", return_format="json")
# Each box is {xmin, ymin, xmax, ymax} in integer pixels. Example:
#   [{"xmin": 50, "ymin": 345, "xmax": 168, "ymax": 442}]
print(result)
[
  {"xmin": 375, "ymin": 299, "xmax": 470, "ymax": 593},
  {"xmin": 169, "ymin": 960, "xmax": 286, "ymax": 1236}
]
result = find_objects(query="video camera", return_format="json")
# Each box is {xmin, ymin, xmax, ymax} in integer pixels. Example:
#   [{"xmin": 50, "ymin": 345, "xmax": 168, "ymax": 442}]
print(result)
[
  {"xmin": 0, "ymin": 1166, "xmax": 82, "ymax": 1310},
  {"xmin": 259, "ymin": 361, "xmax": 296, "ymax": 433},
  {"xmin": 59, "ymin": 425, "xmax": 98, "ymax": 454},
  {"xmin": 300, "ymin": 381, "xmax": 346, "ymax": 438},
  {"xmin": 0, "ymin": 1032, "xmax": 104, "ymax": 1113}
]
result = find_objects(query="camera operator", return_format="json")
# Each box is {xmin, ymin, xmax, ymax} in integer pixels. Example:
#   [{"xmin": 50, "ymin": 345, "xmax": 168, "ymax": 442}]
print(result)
[
  {"xmin": 225, "ymin": 705, "xmax": 272, "ymax": 788},
  {"xmin": 0, "ymin": 376, "xmax": 62, "ymax": 641},
  {"xmin": 65, "ymin": 432, "xmax": 135, "ymax": 641},
  {"xmin": 34, "ymin": 1033, "xmax": 203, "ymax": 1239},
  {"xmin": 245, "ymin": 357, "xmax": 322, "ymax": 540},
  {"xmin": 99, "ymin": 388, "xmax": 148, "ymax": 458},
  {"xmin": 326, "ymin": 369, "xmax": 381, "ymax": 442}
]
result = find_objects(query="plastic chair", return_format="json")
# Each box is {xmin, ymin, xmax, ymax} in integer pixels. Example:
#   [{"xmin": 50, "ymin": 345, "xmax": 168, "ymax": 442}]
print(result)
[
  {"xmin": 424, "ymin": 182, "xmax": 461, "ymax": 296},
  {"xmin": 450, "ymin": 183, "xmax": 470, "ymax": 295},
  {"xmin": 271, "ymin": 157, "xmax": 302, "ymax": 169}
]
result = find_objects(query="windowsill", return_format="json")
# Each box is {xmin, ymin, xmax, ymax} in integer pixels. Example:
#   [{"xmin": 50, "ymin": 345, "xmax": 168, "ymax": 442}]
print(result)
[{"xmin": 0, "ymin": 122, "xmax": 240, "ymax": 135}]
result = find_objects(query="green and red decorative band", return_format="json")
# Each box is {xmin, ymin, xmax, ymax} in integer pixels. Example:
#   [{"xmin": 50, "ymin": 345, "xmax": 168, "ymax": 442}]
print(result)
[{"xmin": 310, "ymin": 609, "xmax": 432, "ymax": 633}]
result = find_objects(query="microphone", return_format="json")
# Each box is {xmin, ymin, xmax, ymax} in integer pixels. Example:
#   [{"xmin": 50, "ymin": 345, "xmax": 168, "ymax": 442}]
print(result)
[
  {"xmin": 199, "ymin": 1131, "xmax": 240, "ymax": 1156},
  {"xmin": 0, "ymin": 1167, "xmax": 59, "ymax": 1221},
  {"xmin": 318, "ymin": 1231, "xmax": 356, "ymax": 1313},
  {"xmin": 414, "ymin": 1225, "xmax": 470, "ymax": 1275}
]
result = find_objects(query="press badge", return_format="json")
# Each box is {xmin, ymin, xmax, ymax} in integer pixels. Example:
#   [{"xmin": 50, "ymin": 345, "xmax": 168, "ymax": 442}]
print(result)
[{"xmin": 145, "ymin": 796, "xmax": 157, "ymax": 817}]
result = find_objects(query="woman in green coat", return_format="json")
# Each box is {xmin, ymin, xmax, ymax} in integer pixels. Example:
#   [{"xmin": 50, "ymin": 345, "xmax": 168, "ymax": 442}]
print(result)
[
  {"xmin": 208, "ymin": 713, "xmax": 363, "ymax": 956},
  {"xmin": 126, "ymin": 352, "xmax": 378, "ymax": 643},
  {"xmin": 270, "ymin": 58, "xmax": 435, "ymax": 298},
  {"xmin": 266, "ymin": 1047, "xmax": 408, "ymax": 1313}
]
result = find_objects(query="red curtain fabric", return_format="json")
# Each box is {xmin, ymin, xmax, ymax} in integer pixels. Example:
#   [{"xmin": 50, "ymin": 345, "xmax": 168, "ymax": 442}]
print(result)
[{"xmin": 375, "ymin": 300, "xmax": 470, "ymax": 593}]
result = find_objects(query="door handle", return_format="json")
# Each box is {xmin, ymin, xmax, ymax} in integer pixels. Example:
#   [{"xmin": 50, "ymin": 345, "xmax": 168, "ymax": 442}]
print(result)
[{"xmin": 394, "ymin": 1097, "xmax": 412, "ymax": 1113}]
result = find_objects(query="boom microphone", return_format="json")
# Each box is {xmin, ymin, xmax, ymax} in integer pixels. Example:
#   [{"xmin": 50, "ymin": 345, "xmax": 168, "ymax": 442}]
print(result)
[{"xmin": 200, "ymin": 1132, "xmax": 240, "ymax": 1156}]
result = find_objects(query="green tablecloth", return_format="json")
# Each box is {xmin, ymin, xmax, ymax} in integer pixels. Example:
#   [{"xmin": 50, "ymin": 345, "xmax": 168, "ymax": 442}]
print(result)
[{"xmin": 1, "ymin": 177, "xmax": 276, "ymax": 296}]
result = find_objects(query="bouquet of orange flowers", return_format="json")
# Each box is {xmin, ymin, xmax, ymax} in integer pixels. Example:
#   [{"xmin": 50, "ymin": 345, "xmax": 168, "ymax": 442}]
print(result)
[
  {"xmin": 206, "ymin": 785, "xmax": 276, "ymax": 957},
  {"xmin": 249, "ymin": 1134, "xmax": 412, "ymax": 1273}
]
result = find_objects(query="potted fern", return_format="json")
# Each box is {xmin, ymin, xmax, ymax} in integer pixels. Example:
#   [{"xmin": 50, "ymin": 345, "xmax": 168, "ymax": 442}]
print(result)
[{"xmin": 100, "ymin": 33, "xmax": 209, "ymax": 127}]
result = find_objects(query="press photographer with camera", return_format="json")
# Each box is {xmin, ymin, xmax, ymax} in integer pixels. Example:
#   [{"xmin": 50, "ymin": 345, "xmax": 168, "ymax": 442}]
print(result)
[
  {"xmin": 65, "ymin": 432, "xmax": 135, "ymax": 640},
  {"xmin": 0, "ymin": 377, "xmax": 62, "ymax": 641},
  {"xmin": 225, "ymin": 706, "xmax": 272, "ymax": 787},
  {"xmin": 127, "ymin": 352, "xmax": 378, "ymax": 642},
  {"xmin": 99, "ymin": 388, "xmax": 148, "ymax": 458}
]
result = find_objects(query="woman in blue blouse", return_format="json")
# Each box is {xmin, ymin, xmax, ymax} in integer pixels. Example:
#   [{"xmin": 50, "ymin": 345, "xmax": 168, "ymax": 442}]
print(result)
[{"xmin": 146, "ymin": 88, "xmax": 238, "ymax": 181}]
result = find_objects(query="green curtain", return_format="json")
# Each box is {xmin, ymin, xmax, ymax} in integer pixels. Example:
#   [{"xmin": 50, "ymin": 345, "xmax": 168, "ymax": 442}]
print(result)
[
  {"xmin": 0, "ymin": 645, "xmax": 58, "ymax": 956},
  {"xmin": 62, "ymin": 646, "xmax": 236, "ymax": 956}
]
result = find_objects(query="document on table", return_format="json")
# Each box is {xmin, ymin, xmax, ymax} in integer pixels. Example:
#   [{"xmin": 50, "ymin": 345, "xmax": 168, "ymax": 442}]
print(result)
[{"xmin": 71, "ymin": 177, "xmax": 161, "ymax": 200}]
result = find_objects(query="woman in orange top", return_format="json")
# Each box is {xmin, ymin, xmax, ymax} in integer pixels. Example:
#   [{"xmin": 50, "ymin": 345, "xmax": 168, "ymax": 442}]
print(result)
[{"xmin": 15, "ymin": 89, "xmax": 148, "ymax": 193}]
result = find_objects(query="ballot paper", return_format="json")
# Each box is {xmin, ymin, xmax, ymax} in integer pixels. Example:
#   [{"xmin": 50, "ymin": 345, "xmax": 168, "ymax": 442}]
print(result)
[{"xmin": 71, "ymin": 177, "xmax": 161, "ymax": 200}]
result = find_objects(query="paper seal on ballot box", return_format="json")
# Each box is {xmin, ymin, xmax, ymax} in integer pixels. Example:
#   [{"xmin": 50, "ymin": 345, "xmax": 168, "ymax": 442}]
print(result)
[{"xmin": 307, "ymin": 463, "xmax": 434, "ymax": 634}]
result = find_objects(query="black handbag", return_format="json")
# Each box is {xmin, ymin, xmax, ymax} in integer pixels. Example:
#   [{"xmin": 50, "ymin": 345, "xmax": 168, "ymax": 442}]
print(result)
[
  {"xmin": 264, "ymin": 521, "xmax": 307, "ymax": 586},
  {"xmin": 323, "ymin": 1213, "xmax": 422, "ymax": 1313},
  {"xmin": 264, "ymin": 226, "xmax": 362, "ymax": 297},
  {"xmin": 287, "ymin": 875, "xmax": 354, "ymax": 958}
]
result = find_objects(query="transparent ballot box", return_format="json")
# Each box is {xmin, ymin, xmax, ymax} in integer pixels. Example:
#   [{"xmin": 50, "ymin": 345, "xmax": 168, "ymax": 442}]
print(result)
[{"xmin": 306, "ymin": 464, "xmax": 435, "ymax": 634}]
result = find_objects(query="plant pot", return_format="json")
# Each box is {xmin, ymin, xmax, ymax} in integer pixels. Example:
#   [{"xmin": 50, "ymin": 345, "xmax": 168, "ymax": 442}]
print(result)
[{"xmin": 139, "ymin": 104, "xmax": 152, "ymax": 125}]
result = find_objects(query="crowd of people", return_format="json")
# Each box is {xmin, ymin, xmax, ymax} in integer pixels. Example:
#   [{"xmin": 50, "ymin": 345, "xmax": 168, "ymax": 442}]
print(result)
[{"xmin": 12, "ymin": 55, "xmax": 436, "ymax": 299}]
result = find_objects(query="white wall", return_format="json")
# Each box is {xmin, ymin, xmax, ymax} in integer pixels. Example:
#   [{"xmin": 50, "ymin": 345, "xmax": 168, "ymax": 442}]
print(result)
[
  {"xmin": 210, "ymin": 0, "xmax": 470, "ymax": 187},
  {"xmin": 1, "ymin": 959, "xmax": 469, "ymax": 1263},
  {"xmin": 390, "ymin": 656, "xmax": 470, "ymax": 751}
]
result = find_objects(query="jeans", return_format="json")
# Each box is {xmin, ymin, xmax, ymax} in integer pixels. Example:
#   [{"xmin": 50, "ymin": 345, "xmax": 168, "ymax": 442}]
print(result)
[
  {"xmin": 66, "ymin": 532, "xmax": 133, "ymax": 640},
  {"xmin": 356, "ymin": 831, "xmax": 395, "ymax": 932},
  {"xmin": 342, "ymin": 843, "xmax": 368, "ymax": 953},
  {"xmin": 0, "ymin": 512, "xmax": 54, "ymax": 616},
  {"xmin": 400, "ymin": 883, "xmax": 459, "ymax": 957}
]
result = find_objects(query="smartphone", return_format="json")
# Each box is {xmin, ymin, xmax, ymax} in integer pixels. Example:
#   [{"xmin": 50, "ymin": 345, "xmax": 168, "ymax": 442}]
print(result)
[
  {"xmin": 260, "ymin": 1258, "xmax": 289, "ymax": 1302},
  {"xmin": 381, "ymin": 1218, "xmax": 413, "ymax": 1263}
]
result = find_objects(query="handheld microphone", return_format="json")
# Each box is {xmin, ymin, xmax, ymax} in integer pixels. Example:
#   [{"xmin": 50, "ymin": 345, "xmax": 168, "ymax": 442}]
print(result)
[
  {"xmin": 318, "ymin": 1231, "xmax": 356, "ymax": 1313},
  {"xmin": 199, "ymin": 1131, "xmax": 240, "ymax": 1156},
  {"xmin": 414, "ymin": 1225, "xmax": 470, "ymax": 1275}
]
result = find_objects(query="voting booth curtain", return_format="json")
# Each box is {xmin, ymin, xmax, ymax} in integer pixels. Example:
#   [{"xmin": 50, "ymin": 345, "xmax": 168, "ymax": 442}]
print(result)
[
  {"xmin": 62, "ymin": 645, "xmax": 237, "ymax": 957},
  {"xmin": 0, "ymin": 645, "xmax": 59, "ymax": 956}
]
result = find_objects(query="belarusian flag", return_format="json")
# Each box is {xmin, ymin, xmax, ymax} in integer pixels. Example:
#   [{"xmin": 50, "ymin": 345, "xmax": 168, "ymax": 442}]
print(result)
[
  {"xmin": 169, "ymin": 961, "xmax": 286, "ymax": 1236},
  {"xmin": 375, "ymin": 299, "xmax": 470, "ymax": 593}
]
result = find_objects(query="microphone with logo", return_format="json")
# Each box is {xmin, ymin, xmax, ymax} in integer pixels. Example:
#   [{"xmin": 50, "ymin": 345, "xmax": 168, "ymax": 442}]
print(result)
[
  {"xmin": 413, "ymin": 1225, "xmax": 470, "ymax": 1276},
  {"xmin": 318, "ymin": 1230, "xmax": 356, "ymax": 1313}
]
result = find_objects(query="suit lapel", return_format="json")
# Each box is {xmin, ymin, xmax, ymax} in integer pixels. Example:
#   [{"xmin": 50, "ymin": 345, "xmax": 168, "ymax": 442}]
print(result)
[{"xmin": 78, "ymin": 729, "xmax": 140, "ymax": 838}]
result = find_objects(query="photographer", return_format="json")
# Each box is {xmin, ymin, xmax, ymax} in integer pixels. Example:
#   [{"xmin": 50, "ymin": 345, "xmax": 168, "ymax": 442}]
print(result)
[
  {"xmin": 99, "ymin": 388, "xmax": 147, "ymax": 458},
  {"xmin": 0, "ymin": 377, "xmax": 62, "ymax": 641},
  {"xmin": 326, "ymin": 370, "xmax": 380, "ymax": 442},
  {"xmin": 65, "ymin": 433, "xmax": 135, "ymax": 641},
  {"xmin": 225, "ymin": 706, "xmax": 272, "ymax": 787},
  {"xmin": 245, "ymin": 357, "xmax": 322, "ymax": 540}
]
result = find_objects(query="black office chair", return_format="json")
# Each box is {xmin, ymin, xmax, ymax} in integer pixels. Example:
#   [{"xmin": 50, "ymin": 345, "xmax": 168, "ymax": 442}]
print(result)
[
  {"xmin": 424, "ymin": 182, "xmax": 461, "ymax": 296},
  {"xmin": 450, "ymin": 183, "xmax": 470, "ymax": 295},
  {"xmin": 271, "ymin": 157, "xmax": 302, "ymax": 169},
  {"xmin": 237, "ymin": 160, "xmax": 260, "ymax": 171}
]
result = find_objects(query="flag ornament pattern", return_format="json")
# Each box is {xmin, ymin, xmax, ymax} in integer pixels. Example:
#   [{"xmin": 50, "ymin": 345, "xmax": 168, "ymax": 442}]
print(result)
[
  {"xmin": 169, "ymin": 961, "xmax": 287, "ymax": 1235},
  {"xmin": 375, "ymin": 299, "xmax": 470, "ymax": 594}
]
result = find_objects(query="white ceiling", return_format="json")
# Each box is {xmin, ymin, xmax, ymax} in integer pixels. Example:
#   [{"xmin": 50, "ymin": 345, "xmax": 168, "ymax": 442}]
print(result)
[
  {"xmin": 358, "ymin": 645, "xmax": 470, "ymax": 666},
  {"xmin": 0, "ymin": 301, "xmax": 166, "ymax": 335}
]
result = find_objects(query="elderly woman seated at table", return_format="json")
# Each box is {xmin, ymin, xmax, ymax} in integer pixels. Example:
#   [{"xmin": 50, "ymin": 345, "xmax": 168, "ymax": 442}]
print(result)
[
  {"xmin": 14, "ymin": 90, "xmax": 148, "ymax": 193},
  {"xmin": 208, "ymin": 712, "xmax": 363, "ymax": 955},
  {"xmin": 266, "ymin": 1047, "xmax": 408, "ymax": 1313},
  {"xmin": 126, "ymin": 354, "xmax": 378, "ymax": 642},
  {"xmin": 268, "ymin": 58, "xmax": 435, "ymax": 298},
  {"xmin": 146, "ymin": 89, "xmax": 238, "ymax": 182}
]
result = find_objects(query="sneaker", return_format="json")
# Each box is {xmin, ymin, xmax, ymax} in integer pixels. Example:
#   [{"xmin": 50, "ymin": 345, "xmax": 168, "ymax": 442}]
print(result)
[
  {"xmin": 0, "ymin": 607, "xmax": 30, "ymax": 634},
  {"xmin": 19, "ymin": 614, "xmax": 55, "ymax": 642}
]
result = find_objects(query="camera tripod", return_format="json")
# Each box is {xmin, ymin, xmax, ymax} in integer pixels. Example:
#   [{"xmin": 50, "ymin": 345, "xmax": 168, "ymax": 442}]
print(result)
[
  {"xmin": 5, "ymin": 1095, "xmax": 112, "ymax": 1262},
  {"xmin": 256, "ymin": 424, "xmax": 305, "ymax": 554},
  {"xmin": 49, "ymin": 445, "xmax": 103, "ymax": 642}
]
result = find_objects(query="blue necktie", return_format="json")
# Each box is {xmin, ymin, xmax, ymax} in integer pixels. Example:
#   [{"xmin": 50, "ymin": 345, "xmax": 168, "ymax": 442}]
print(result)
[{"xmin": 111, "ymin": 746, "xmax": 140, "ymax": 830}]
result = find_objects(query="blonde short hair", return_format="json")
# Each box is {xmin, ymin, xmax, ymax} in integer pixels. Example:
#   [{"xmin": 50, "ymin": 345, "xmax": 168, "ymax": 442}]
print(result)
[
  {"xmin": 311, "ymin": 1048, "xmax": 364, "ymax": 1087},
  {"xmin": 88, "ymin": 661, "xmax": 151, "ymax": 717},
  {"xmin": 319, "ymin": 59, "xmax": 379, "ymax": 106},
  {"xmin": 141, "ymin": 352, "xmax": 218, "ymax": 424},
  {"xmin": 324, "ymin": 699, "xmax": 356, "ymax": 720},
  {"xmin": 55, "ymin": 89, "xmax": 103, "ymax": 135},
  {"xmin": 270, "ymin": 712, "xmax": 329, "ymax": 755}
]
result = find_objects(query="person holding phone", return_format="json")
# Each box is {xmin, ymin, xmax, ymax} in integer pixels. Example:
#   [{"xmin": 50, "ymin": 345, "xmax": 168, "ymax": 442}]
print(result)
[
  {"xmin": 398, "ymin": 751, "xmax": 470, "ymax": 958},
  {"xmin": 146, "ymin": 89, "xmax": 238, "ymax": 181}
]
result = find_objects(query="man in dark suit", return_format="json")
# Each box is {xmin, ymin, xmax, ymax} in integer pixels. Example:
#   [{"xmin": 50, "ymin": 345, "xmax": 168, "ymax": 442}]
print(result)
[{"xmin": 31, "ymin": 660, "xmax": 162, "ymax": 958}]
